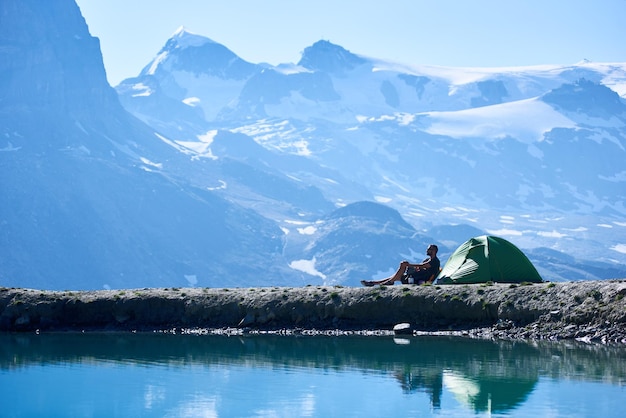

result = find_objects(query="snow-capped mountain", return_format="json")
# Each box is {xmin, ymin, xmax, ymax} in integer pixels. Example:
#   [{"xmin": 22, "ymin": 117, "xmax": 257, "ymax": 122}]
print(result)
[
  {"xmin": 114, "ymin": 27, "xmax": 626, "ymax": 284},
  {"xmin": 118, "ymin": 29, "xmax": 626, "ymax": 125}
]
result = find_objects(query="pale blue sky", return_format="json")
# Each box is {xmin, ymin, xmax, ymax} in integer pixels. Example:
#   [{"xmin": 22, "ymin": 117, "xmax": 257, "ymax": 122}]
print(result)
[{"xmin": 76, "ymin": 0, "xmax": 626, "ymax": 86}]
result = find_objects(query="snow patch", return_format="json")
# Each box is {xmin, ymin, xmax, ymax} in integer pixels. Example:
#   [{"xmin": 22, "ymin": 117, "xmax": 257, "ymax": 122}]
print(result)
[
  {"xmin": 131, "ymin": 83, "xmax": 152, "ymax": 97},
  {"xmin": 146, "ymin": 51, "xmax": 168, "ymax": 75},
  {"xmin": 382, "ymin": 175, "xmax": 411, "ymax": 193},
  {"xmin": 198, "ymin": 130, "xmax": 218, "ymax": 143},
  {"xmin": 289, "ymin": 258, "xmax": 326, "ymax": 279},
  {"xmin": 537, "ymin": 230, "xmax": 567, "ymax": 238},
  {"xmin": 396, "ymin": 113, "xmax": 416, "ymax": 126},
  {"xmin": 423, "ymin": 98, "xmax": 576, "ymax": 143},
  {"xmin": 231, "ymin": 120, "xmax": 313, "ymax": 156},
  {"xmin": 297, "ymin": 226, "xmax": 317, "ymax": 235},
  {"xmin": 284, "ymin": 219, "xmax": 310, "ymax": 225},
  {"xmin": 171, "ymin": 130, "xmax": 219, "ymax": 159},
  {"xmin": 273, "ymin": 63, "xmax": 311, "ymax": 75},
  {"xmin": 610, "ymin": 244, "xmax": 626, "ymax": 254},
  {"xmin": 374, "ymin": 196, "xmax": 393, "ymax": 203},
  {"xmin": 563, "ymin": 226, "xmax": 588, "ymax": 232},
  {"xmin": 207, "ymin": 180, "xmax": 227, "ymax": 191},
  {"xmin": 140, "ymin": 157, "xmax": 162, "ymax": 169},
  {"xmin": 175, "ymin": 140, "xmax": 215, "ymax": 158},
  {"xmin": 154, "ymin": 132, "xmax": 192, "ymax": 154},
  {"xmin": 170, "ymin": 26, "xmax": 215, "ymax": 48},
  {"xmin": 182, "ymin": 97, "xmax": 201, "ymax": 106}
]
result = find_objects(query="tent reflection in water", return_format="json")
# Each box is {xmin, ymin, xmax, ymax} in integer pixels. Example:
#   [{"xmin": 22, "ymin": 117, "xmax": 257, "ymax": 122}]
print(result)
[
  {"xmin": 436, "ymin": 235, "xmax": 543, "ymax": 284},
  {"xmin": 442, "ymin": 370, "xmax": 537, "ymax": 413}
]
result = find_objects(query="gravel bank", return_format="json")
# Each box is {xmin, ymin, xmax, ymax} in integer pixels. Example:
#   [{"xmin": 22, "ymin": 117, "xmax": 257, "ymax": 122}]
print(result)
[{"xmin": 2, "ymin": 280, "xmax": 625, "ymax": 343}]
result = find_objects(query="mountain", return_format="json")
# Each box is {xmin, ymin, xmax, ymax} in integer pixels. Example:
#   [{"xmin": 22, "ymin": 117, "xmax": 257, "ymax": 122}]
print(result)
[
  {"xmin": 0, "ymin": 0, "xmax": 295, "ymax": 290},
  {"xmin": 3, "ymin": 3, "xmax": 625, "ymax": 290},
  {"xmin": 297, "ymin": 202, "xmax": 437, "ymax": 282},
  {"xmin": 116, "ymin": 26, "xmax": 259, "ymax": 137},
  {"xmin": 115, "ymin": 28, "xmax": 626, "ymax": 284}
]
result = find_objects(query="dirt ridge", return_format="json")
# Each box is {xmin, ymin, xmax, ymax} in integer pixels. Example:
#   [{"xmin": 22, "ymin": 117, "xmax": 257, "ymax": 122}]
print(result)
[{"xmin": 1, "ymin": 280, "xmax": 625, "ymax": 343}]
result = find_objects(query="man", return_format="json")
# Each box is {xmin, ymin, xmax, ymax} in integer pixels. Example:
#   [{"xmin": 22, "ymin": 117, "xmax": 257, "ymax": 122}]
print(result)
[{"xmin": 361, "ymin": 244, "xmax": 440, "ymax": 286}]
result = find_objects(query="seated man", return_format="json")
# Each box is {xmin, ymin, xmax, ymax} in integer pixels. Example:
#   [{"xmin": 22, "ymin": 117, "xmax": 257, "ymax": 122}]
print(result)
[{"xmin": 361, "ymin": 244, "xmax": 440, "ymax": 286}]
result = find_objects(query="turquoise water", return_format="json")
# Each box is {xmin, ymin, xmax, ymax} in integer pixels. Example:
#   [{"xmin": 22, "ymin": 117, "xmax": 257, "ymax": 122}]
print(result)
[{"xmin": 1, "ymin": 333, "xmax": 625, "ymax": 417}]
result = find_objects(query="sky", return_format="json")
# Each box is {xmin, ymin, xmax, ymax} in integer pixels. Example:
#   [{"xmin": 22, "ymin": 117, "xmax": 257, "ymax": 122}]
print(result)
[{"xmin": 75, "ymin": 0, "xmax": 626, "ymax": 86}]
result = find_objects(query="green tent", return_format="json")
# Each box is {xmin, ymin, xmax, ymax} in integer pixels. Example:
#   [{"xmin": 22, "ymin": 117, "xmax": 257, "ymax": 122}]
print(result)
[{"xmin": 436, "ymin": 235, "xmax": 543, "ymax": 284}]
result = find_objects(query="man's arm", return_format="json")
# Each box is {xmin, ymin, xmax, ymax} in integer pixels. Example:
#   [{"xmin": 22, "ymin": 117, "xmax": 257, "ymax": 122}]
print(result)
[{"xmin": 410, "ymin": 258, "xmax": 431, "ymax": 270}]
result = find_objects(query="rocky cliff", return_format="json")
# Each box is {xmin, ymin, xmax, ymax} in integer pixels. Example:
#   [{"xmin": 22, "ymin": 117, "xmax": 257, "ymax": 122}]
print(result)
[{"xmin": 0, "ymin": 0, "xmax": 115, "ymax": 116}]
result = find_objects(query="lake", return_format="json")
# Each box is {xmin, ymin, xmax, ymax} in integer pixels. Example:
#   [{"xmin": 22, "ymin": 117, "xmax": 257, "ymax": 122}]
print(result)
[{"xmin": 1, "ymin": 332, "xmax": 625, "ymax": 417}]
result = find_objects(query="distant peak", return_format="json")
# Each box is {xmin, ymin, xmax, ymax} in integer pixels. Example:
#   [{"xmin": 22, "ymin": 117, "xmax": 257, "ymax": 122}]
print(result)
[
  {"xmin": 310, "ymin": 40, "xmax": 337, "ymax": 49},
  {"xmin": 167, "ymin": 26, "xmax": 216, "ymax": 49},
  {"xmin": 298, "ymin": 40, "xmax": 366, "ymax": 73},
  {"xmin": 172, "ymin": 26, "xmax": 187, "ymax": 36}
]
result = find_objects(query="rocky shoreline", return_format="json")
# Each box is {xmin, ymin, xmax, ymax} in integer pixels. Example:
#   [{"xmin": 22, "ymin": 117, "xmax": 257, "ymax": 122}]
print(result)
[{"xmin": 2, "ymin": 280, "xmax": 626, "ymax": 344}]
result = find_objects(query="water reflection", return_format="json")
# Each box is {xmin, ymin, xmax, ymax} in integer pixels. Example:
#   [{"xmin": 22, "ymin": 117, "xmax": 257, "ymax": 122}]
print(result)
[
  {"xmin": 1, "ymin": 332, "xmax": 625, "ymax": 416},
  {"xmin": 388, "ymin": 336, "xmax": 542, "ymax": 412}
]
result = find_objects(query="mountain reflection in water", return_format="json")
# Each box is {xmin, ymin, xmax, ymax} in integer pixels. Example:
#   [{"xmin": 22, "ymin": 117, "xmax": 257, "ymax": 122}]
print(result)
[{"xmin": 2, "ymin": 333, "xmax": 625, "ymax": 416}]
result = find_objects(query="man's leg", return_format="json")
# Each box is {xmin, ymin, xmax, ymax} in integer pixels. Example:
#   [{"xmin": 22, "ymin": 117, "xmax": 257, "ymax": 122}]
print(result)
[
  {"xmin": 362, "ymin": 261, "xmax": 409, "ymax": 286},
  {"xmin": 382, "ymin": 261, "xmax": 410, "ymax": 284}
]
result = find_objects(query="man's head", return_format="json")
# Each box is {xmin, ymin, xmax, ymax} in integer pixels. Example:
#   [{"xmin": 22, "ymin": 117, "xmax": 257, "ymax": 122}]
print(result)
[{"xmin": 427, "ymin": 244, "xmax": 438, "ymax": 256}]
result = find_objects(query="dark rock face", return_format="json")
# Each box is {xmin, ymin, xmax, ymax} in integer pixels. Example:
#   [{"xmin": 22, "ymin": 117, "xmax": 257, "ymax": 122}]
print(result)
[
  {"xmin": 297, "ymin": 40, "xmax": 367, "ymax": 73},
  {"xmin": 470, "ymin": 79, "xmax": 509, "ymax": 107},
  {"xmin": 0, "ymin": 0, "xmax": 116, "ymax": 118},
  {"xmin": 542, "ymin": 78, "xmax": 626, "ymax": 117}
]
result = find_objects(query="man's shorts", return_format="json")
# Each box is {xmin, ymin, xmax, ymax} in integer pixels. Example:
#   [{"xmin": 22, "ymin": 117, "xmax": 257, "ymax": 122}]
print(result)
[{"xmin": 401, "ymin": 266, "xmax": 429, "ymax": 284}]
